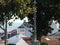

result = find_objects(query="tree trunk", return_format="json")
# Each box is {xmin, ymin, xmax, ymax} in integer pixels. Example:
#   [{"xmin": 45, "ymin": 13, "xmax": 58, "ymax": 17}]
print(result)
[{"xmin": 4, "ymin": 17, "xmax": 7, "ymax": 45}]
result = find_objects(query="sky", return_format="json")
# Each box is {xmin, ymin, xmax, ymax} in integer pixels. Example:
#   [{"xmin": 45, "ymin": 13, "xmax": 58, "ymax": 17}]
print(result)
[{"xmin": 0, "ymin": 17, "xmax": 28, "ymax": 33}]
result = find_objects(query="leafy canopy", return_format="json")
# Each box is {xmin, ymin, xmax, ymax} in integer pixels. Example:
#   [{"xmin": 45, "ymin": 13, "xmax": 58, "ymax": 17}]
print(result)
[
  {"xmin": 37, "ymin": 0, "xmax": 60, "ymax": 39},
  {"xmin": 0, "ymin": 0, "xmax": 36, "ymax": 21}
]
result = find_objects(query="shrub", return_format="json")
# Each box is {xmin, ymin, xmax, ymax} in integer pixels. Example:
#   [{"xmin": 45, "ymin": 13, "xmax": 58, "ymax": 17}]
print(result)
[
  {"xmin": 7, "ymin": 44, "xmax": 15, "ymax": 45},
  {"xmin": 41, "ymin": 42, "xmax": 48, "ymax": 45}
]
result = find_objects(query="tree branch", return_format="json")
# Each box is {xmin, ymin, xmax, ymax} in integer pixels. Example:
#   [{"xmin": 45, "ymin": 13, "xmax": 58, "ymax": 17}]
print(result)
[{"xmin": 0, "ymin": 26, "xmax": 5, "ymax": 31}]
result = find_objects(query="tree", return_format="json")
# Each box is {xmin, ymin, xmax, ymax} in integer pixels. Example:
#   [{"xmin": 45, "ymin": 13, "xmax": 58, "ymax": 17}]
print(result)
[
  {"xmin": 0, "ymin": 0, "xmax": 35, "ymax": 45},
  {"xmin": 37, "ymin": 0, "xmax": 60, "ymax": 40},
  {"xmin": 28, "ymin": 0, "xmax": 60, "ymax": 42}
]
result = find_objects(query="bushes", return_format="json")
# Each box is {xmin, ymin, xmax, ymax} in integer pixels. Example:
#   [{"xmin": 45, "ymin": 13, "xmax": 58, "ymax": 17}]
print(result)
[
  {"xmin": 41, "ymin": 42, "xmax": 48, "ymax": 45},
  {"xmin": 7, "ymin": 44, "xmax": 15, "ymax": 45}
]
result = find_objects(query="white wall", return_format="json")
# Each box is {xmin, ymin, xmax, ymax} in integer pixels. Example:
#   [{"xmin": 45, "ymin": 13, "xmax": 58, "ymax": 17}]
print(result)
[
  {"xmin": 8, "ymin": 34, "xmax": 28, "ymax": 45},
  {"xmin": 48, "ymin": 20, "xmax": 59, "ymax": 35},
  {"xmin": 16, "ymin": 38, "xmax": 28, "ymax": 45},
  {"xmin": 17, "ymin": 28, "xmax": 25, "ymax": 35}
]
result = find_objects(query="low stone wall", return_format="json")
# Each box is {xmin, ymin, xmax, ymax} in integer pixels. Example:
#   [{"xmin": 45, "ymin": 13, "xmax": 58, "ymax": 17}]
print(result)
[
  {"xmin": 41, "ymin": 36, "xmax": 60, "ymax": 45},
  {"xmin": 22, "ymin": 37, "xmax": 32, "ymax": 45},
  {"xmin": 0, "ymin": 40, "xmax": 8, "ymax": 45}
]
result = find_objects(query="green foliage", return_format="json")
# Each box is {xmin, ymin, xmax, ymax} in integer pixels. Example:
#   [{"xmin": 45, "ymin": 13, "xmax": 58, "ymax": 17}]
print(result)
[
  {"xmin": 0, "ymin": 0, "xmax": 36, "ymax": 21},
  {"xmin": 7, "ymin": 44, "xmax": 15, "ymax": 45},
  {"xmin": 0, "ymin": 0, "xmax": 36, "ymax": 25},
  {"xmin": 41, "ymin": 42, "xmax": 48, "ymax": 45},
  {"xmin": 36, "ymin": 0, "xmax": 60, "ymax": 40},
  {"xmin": 8, "ymin": 22, "xmax": 13, "ymax": 26},
  {"xmin": 58, "ymin": 28, "xmax": 60, "ymax": 32}
]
